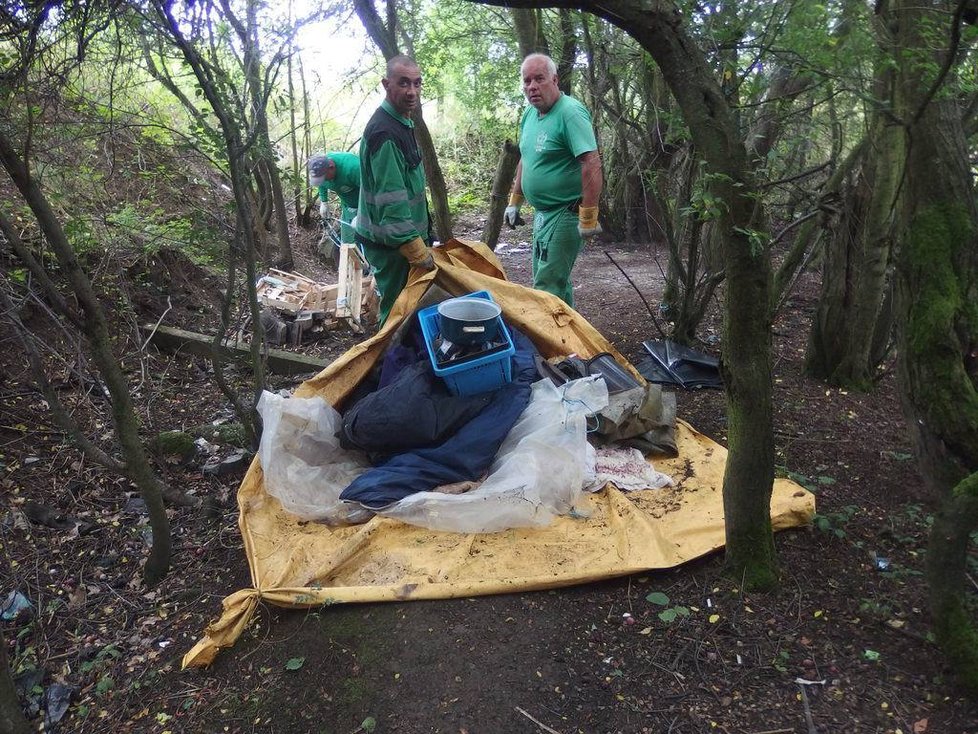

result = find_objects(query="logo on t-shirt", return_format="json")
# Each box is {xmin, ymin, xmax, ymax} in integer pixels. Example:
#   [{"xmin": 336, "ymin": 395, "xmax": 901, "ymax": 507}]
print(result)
[{"xmin": 534, "ymin": 132, "xmax": 549, "ymax": 152}]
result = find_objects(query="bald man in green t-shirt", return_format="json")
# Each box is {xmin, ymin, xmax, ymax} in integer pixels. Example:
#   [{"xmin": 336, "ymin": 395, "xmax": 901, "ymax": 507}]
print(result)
[{"xmin": 504, "ymin": 53, "xmax": 603, "ymax": 307}]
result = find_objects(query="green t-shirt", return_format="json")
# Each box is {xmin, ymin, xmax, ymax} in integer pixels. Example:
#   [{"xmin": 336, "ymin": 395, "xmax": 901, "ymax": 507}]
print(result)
[
  {"xmin": 317, "ymin": 151, "xmax": 360, "ymax": 210},
  {"xmin": 518, "ymin": 94, "xmax": 597, "ymax": 212}
]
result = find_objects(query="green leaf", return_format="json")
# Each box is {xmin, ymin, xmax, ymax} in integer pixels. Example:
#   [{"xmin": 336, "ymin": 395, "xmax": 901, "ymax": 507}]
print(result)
[
  {"xmin": 645, "ymin": 591, "xmax": 670, "ymax": 606},
  {"xmin": 863, "ymin": 649, "xmax": 880, "ymax": 661},
  {"xmin": 96, "ymin": 675, "xmax": 114, "ymax": 695},
  {"xmin": 360, "ymin": 717, "xmax": 377, "ymax": 732},
  {"xmin": 284, "ymin": 657, "xmax": 305, "ymax": 670},
  {"xmin": 658, "ymin": 608, "xmax": 678, "ymax": 623}
]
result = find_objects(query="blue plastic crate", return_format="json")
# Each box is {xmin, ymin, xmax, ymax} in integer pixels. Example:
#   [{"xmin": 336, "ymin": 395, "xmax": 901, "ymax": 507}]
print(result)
[{"xmin": 418, "ymin": 291, "xmax": 515, "ymax": 396}]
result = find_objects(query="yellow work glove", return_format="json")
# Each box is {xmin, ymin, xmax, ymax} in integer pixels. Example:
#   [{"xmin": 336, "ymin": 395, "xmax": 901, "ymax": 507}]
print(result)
[
  {"xmin": 578, "ymin": 205, "xmax": 602, "ymax": 238},
  {"xmin": 504, "ymin": 192, "xmax": 525, "ymax": 229},
  {"xmin": 398, "ymin": 236, "xmax": 435, "ymax": 271}
]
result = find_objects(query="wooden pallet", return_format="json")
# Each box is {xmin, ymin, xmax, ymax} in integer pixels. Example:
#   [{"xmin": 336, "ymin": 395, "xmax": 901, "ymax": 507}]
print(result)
[{"xmin": 257, "ymin": 267, "xmax": 376, "ymax": 331}]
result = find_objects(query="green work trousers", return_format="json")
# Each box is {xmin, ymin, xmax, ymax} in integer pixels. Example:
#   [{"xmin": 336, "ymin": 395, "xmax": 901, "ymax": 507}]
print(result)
[
  {"xmin": 360, "ymin": 241, "xmax": 408, "ymax": 326},
  {"xmin": 532, "ymin": 206, "xmax": 583, "ymax": 307}
]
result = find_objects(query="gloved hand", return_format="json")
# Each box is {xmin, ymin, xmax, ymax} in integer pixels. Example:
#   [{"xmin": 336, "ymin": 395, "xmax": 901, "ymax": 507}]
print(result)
[
  {"xmin": 398, "ymin": 237, "xmax": 435, "ymax": 271},
  {"xmin": 319, "ymin": 200, "xmax": 329, "ymax": 219},
  {"xmin": 578, "ymin": 205, "xmax": 602, "ymax": 238},
  {"xmin": 349, "ymin": 209, "xmax": 358, "ymax": 231},
  {"xmin": 504, "ymin": 192, "xmax": 525, "ymax": 229}
]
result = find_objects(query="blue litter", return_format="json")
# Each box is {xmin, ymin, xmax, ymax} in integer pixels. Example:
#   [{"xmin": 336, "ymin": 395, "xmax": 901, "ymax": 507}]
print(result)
[{"xmin": 1, "ymin": 590, "xmax": 33, "ymax": 621}]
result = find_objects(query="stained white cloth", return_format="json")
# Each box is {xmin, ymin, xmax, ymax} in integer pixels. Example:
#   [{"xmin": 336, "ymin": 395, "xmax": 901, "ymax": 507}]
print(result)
[{"xmin": 583, "ymin": 446, "xmax": 674, "ymax": 493}]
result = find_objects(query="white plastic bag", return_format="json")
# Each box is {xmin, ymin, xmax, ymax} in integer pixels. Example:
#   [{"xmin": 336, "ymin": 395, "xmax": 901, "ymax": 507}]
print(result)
[
  {"xmin": 256, "ymin": 391, "xmax": 370, "ymax": 524},
  {"xmin": 380, "ymin": 376, "xmax": 609, "ymax": 533}
]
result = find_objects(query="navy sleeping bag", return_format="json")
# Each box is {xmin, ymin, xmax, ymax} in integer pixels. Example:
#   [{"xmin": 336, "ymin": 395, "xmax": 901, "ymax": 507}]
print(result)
[{"xmin": 339, "ymin": 327, "xmax": 539, "ymax": 509}]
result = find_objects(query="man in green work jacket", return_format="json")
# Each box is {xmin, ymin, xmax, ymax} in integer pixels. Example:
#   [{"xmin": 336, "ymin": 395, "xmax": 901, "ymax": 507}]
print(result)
[
  {"xmin": 504, "ymin": 53, "xmax": 603, "ymax": 308},
  {"xmin": 355, "ymin": 54, "xmax": 435, "ymax": 324},
  {"xmin": 308, "ymin": 151, "xmax": 360, "ymax": 248}
]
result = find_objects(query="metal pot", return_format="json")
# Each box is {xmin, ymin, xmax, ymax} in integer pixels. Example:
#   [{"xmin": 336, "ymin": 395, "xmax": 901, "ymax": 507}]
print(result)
[{"xmin": 437, "ymin": 297, "xmax": 502, "ymax": 346}]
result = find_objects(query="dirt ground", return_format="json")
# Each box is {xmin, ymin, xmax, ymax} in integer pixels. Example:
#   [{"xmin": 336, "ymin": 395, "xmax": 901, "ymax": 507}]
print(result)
[{"xmin": 3, "ymin": 216, "xmax": 978, "ymax": 734}]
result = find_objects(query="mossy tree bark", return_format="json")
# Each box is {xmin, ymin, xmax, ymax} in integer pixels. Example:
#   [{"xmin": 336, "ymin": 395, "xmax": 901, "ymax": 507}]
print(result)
[
  {"xmin": 470, "ymin": 0, "xmax": 779, "ymax": 588},
  {"xmin": 889, "ymin": 0, "xmax": 978, "ymax": 689},
  {"xmin": 805, "ymin": 18, "xmax": 902, "ymax": 390}
]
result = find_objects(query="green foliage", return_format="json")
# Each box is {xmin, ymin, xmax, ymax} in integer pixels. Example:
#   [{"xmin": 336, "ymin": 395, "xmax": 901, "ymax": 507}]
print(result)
[
  {"xmin": 104, "ymin": 202, "xmax": 219, "ymax": 266},
  {"xmin": 435, "ymin": 119, "xmax": 512, "ymax": 214},
  {"xmin": 812, "ymin": 504, "xmax": 859, "ymax": 538},
  {"xmin": 776, "ymin": 467, "xmax": 836, "ymax": 494},
  {"xmin": 658, "ymin": 605, "xmax": 691, "ymax": 623},
  {"xmin": 772, "ymin": 649, "xmax": 790, "ymax": 673},
  {"xmin": 151, "ymin": 430, "xmax": 197, "ymax": 460},
  {"xmin": 644, "ymin": 590, "xmax": 691, "ymax": 622},
  {"xmin": 645, "ymin": 591, "xmax": 669, "ymax": 605}
]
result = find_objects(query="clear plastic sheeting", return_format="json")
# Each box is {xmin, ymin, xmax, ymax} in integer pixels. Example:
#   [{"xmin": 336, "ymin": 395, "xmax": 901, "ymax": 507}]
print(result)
[
  {"xmin": 256, "ymin": 391, "xmax": 371, "ymax": 524},
  {"xmin": 380, "ymin": 376, "xmax": 609, "ymax": 533}
]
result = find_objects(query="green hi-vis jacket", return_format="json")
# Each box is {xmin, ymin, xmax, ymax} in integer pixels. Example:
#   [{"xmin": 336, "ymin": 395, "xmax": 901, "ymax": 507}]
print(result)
[
  {"xmin": 354, "ymin": 100, "xmax": 430, "ymax": 249},
  {"xmin": 316, "ymin": 151, "xmax": 360, "ymax": 210}
]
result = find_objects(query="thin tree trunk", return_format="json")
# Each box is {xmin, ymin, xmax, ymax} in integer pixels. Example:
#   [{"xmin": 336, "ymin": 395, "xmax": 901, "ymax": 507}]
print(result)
[
  {"xmin": 230, "ymin": 0, "xmax": 294, "ymax": 270},
  {"xmin": 472, "ymin": 0, "xmax": 778, "ymax": 588},
  {"xmin": 0, "ymin": 130, "xmax": 172, "ymax": 584},
  {"xmin": 154, "ymin": 1, "xmax": 267, "ymax": 435},
  {"xmin": 481, "ymin": 139, "xmax": 521, "ymax": 249}
]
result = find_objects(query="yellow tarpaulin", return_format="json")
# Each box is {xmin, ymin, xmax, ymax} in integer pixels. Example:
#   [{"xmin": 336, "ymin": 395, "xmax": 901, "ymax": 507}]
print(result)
[{"xmin": 183, "ymin": 240, "xmax": 815, "ymax": 669}]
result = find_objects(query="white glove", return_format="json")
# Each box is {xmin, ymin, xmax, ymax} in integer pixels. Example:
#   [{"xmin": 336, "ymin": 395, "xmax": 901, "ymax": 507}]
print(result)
[
  {"xmin": 319, "ymin": 201, "xmax": 328, "ymax": 219},
  {"xmin": 503, "ymin": 205, "xmax": 524, "ymax": 228},
  {"xmin": 349, "ymin": 209, "xmax": 358, "ymax": 230}
]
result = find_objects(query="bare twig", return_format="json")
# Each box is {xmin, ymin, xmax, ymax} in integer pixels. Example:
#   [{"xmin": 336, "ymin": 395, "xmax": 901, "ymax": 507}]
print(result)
[
  {"xmin": 140, "ymin": 295, "xmax": 173, "ymax": 352},
  {"xmin": 602, "ymin": 250, "xmax": 667, "ymax": 339},
  {"xmin": 515, "ymin": 707, "xmax": 562, "ymax": 734},
  {"xmin": 797, "ymin": 681, "xmax": 818, "ymax": 734}
]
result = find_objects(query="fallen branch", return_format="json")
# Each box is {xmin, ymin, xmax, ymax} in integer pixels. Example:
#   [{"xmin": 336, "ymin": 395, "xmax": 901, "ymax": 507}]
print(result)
[
  {"xmin": 603, "ymin": 250, "xmax": 667, "ymax": 340},
  {"xmin": 515, "ymin": 706, "xmax": 562, "ymax": 734}
]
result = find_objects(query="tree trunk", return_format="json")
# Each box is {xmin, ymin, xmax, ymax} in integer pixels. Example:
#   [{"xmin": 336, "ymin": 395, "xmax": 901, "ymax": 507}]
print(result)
[
  {"xmin": 0, "ymin": 130, "xmax": 172, "ymax": 584},
  {"xmin": 233, "ymin": 0, "xmax": 294, "ymax": 270},
  {"xmin": 805, "ymin": 56, "xmax": 901, "ymax": 389},
  {"xmin": 0, "ymin": 634, "xmax": 31, "ymax": 734},
  {"xmin": 472, "ymin": 0, "xmax": 778, "ymax": 588},
  {"xmin": 510, "ymin": 7, "xmax": 549, "ymax": 57},
  {"xmin": 414, "ymin": 111, "xmax": 452, "ymax": 242},
  {"xmin": 927, "ymin": 472, "xmax": 978, "ymax": 691},
  {"xmin": 154, "ymin": 1, "xmax": 267, "ymax": 439},
  {"xmin": 481, "ymin": 139, "xmax": 521, "ymax": 249},
  {"xmin": 889, "ymin": 0, "xmax": 978, "ymax": 690},
  {"xmin": 556, "ymin": 8, "xmax": 577, "ymax": 94}
]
